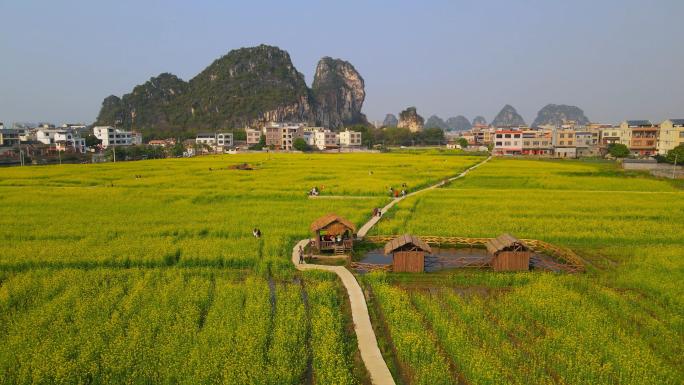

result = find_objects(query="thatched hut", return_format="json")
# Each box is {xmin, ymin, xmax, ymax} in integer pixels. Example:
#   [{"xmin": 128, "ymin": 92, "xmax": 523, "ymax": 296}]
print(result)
[
  {"xmin": 485, "ymin": 233, "xmax": 531, "ymax": 271},
  {"xmin": 310, "ymin": 213, "xmax": 356, "ymax": 253},
  {"xmin": 384, "ymin": 234, "xmax": 432, "ymax": 273}
]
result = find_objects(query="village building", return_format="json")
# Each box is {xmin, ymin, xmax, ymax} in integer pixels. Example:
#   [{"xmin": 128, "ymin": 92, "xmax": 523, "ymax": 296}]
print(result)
[
  {"xmin": 313, "ymin": 129, "xmax": 340, "ymax": 150},
  {"xmin": 552, "ymin": 128, "xmax": 576, "ymax": 158},
  {"xmin": 485, "ymin": 233, "xmax": 532, "ymax": 271},
  {"xmin": 245, "ymin": 128, "xmax": 262, "ymax": 145},
  {"xmin": 36, "ymin": 128, "xmax": 86, "ymax": 153},
  {"xmin": 147, "ymin": 138, "xmax": 177, "ymax": 147},
  {"xmin": 575, "ymin": 130, "xmax": 600, "ymax": 157},
  {"xmin": 521, "ymin": 129, "xmax": 552, "ymax": 155},
  {"xmin": 657, "ymin": 119, "xmax": 684, "ymax": 155},
  {"xmin": 384, "ymin": 234, "xmax": 432, "ymax": 273},
  {"xmin": 93, "ymin": 126, "xmax": 142, "ymax": 148},
  {"xmin": 339, "ymin": 129, "xmax": 362, "ymax": 147},
  {"xmin": 195, "ymin": 132, "xmax": 233, "ymax": 148},
  {"xmin": 264, "ymin": 123, "xmax": 304, "ymax": 150},
  {"xmin": 0, "ymin": 128, "xmax": 21, "ymax": 147},
  {"xmin": 619, "ymin": 120, "xmax": 658, "ymax": 156},
  {"xmin": 493, "ymin": 129, "xmax": 523, "ymax": 156}
]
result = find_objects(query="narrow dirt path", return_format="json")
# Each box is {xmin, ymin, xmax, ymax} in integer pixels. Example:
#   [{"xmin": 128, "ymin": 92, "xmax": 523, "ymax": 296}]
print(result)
[{"xmin": 292, "ymin": 156, "xmax": 491, "ymax": 385}]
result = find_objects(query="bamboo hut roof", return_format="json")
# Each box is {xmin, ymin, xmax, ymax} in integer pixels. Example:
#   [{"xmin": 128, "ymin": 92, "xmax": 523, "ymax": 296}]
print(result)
[
  {"xmin": 485, "ymin": 233, "xmax": 529, "ymax": 254},
  {"xmin": 384, "ymin": 234, "xmax": 432, "ymax": 255},
  {"xmin": 310, "ymin": 213, "xmax": 356, "ymax": 233}
]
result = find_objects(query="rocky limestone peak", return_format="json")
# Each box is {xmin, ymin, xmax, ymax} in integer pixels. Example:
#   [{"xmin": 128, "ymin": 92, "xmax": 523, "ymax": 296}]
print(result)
[
  {"xmin": 186, "ymin": 45, "xmax": 312, "ymax": 128},
  {"xmin": 446, "ymin": 115, "xmax": 471, "ymax": 131},
  {"xmin": 472, "ymin": 116, "xmax": 487, "ymax": 126},
  {"xmin": 398, "ymin": 107, "xmax": 424, "ymax": 132},
  {"xmin": 531, "ymin": 104, "xmax": 590, "ymax": 127},
  {"xmin": 491, "ymin": 104, "xmax": 526, "ymax": 127},
  {"xmin": 311, "ymin": 56, "xmax": 367, "ymax": 128},
  {"xmin": 425, "ymin": 115, "xmax": 448, "ymax": 130},
  {"xmin": 383, "ymin": 114, "xmax": 398, "ymax": 127},
  {"xmin": 94, "ymin": 45, "xmax": 368, "ymax": 137}
]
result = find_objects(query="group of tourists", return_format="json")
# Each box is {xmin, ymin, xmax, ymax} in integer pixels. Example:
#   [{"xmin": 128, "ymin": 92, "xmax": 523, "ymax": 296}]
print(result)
[
  {"xmin": 388, "ymin": 183, "xmax": 408, "ymax": 198},
  {"xmin": 308, "ymin": 186, "xmax": 320, "ymax": 196},
  {"xmin": 372, "ymin": 207, "xmax": 383, "ymax": 218}
]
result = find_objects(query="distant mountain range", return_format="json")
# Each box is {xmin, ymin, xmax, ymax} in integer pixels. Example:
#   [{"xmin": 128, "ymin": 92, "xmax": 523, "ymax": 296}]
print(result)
[
  {"xmin": 388, "ymin": 104, "xmax": 590, "ymax": 131},
  {"xmin": 95, "ymin": 45, "xmax": 368, "ymax": 138}
]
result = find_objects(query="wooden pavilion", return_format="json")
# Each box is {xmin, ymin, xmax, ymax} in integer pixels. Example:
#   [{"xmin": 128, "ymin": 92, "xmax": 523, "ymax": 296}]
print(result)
[
  {"xmin": 485, "ymin": 233, "xmax": 532, "ymax": 271},
  {"xmin": 384, "ymin": 234, "xmax": 432, "ymax": 273},
  {"xmin": 310, "ymin": 213, "xmax": 356, "ymax": 253}
]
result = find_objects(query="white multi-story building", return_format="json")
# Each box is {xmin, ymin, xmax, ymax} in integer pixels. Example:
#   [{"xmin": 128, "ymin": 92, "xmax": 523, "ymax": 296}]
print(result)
[
  {"xmin": 93, "ymin": 126, "xmax": 142, "ymax": 148},
  {"xmin": 54, "ymin": 131, "xmax": 86, "ymax": 153},
  {"xmin": 313, "ymin": 130, "xmax": 340, "ymax": 150},
  {"xmin": 492, "ymin": 129, "xmax": 523, "ymax": 156},
  {"xmin": 36, "ymin": 128, "xmax": 86, "ymax": 153},
  {"xmin": 195, "ymin": 132, "xmax": 233, "ymax": 149},
  {"xmin": 339, "ymin": 129, "xmax": 362, "ymax": 147}
]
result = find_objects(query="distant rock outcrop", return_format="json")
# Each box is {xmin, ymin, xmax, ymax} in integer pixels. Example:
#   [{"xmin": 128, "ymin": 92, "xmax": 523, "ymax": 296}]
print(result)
[
  {"xmin": 311, "ymin": 57, "xmax": 367, "ymax": 128},
  {"xmin": 382, "ymin": 114, "xmax": 398, "ymax": 127},
  {"xmin": 531, "ymin": 104, "xmax": 590, "ymax": 127},
  {"xmin": 95, "ymin": 45, "xmax": 368, "ymax": 137},
  {"xmin": 397, "ymin": 107, "xmax": 424, "ymax": 132},
  {"xmin": 425, "ymin": 115, "xmax": 448, "ymax": 130},
  {"xmin": 491, "ymin": 105, "xmax": 526, "ymax": 127},
  {"xmin": 446, "ymin": 115, "xmax": 471, "ymax": 131},
  {"xmin": 472, "ymin": 116, "xmax": 487, "ymax": 126}
]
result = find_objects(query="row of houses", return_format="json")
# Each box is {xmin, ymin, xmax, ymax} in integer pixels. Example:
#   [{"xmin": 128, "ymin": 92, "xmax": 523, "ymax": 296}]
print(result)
[
  {"xmin": 0, "ymin": 122, "xmax": 363, "ymax": 158},
  {"xmin": 457, "ymin": 119, "xmax": 684, "ymax": 157},
  {"xmin": 246, "ymin": 123, "xmax": 362, "ymax": 150}
]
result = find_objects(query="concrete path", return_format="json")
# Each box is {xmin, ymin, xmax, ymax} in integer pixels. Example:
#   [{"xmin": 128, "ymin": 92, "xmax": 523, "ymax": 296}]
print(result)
[
  {"xmin": 357, "ymin": 156, "xmax": 491, "ymax": 238},
  {"xmin": 292, "ymin": 156, "xmax": 491, "ymax": 385},
  {"xmin": 292, "ymin": 239, "xmax": 396, "ymax": 385}
]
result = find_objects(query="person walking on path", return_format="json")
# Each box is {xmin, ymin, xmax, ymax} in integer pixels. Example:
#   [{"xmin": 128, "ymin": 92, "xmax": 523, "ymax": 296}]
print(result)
[{"xmin": 298, "ymin": 245, "xmax": 305, "ymax": 264}]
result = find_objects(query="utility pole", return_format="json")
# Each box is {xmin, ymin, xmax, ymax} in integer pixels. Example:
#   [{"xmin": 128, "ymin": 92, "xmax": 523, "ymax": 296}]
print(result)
[
  {"xmin": 113, "ymin": 146, "xmax": 116, "ymax": 163},
  {"xmin": 673, "ymin": 153, "xmax": 678, "ymax": 179},
  {"xmin": 58, "ymin": 148, "xmax": 62, "ymax": 165}
]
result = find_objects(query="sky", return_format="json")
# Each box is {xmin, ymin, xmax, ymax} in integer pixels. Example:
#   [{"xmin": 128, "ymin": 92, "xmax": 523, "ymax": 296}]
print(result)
[{"xmin": 1, "ymin": 0, "xmax": 683, "ymax": 126}]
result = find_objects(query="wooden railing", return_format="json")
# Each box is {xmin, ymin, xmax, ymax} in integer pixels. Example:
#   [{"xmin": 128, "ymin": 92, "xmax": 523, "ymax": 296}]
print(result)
[
  {"xmin": 362, "ymin": 235, "xmax": 585, "ymax": 273},
  {"xmin": 350, "ymin": 262, "xmax": 392, "ymax": 272}
]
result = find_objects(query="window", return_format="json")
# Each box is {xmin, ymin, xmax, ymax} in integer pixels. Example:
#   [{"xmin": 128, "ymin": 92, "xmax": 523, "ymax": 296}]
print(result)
[
  {"xmin": 505, "ymin": 134, "xmax": 511, "ymax": 138},
  {"xmin": 679, "ymin": 132, "xmax": 684, "ymax": 138},
  {"xmin": 514, "ymin": 134, "xmax": 520, "ymax": 138},
  {"xmin": 560, "ymin": 141, "xmax": 565, "ymax": 145},
  {"xmin": 560, "ymin": 134, "xmax": 565, "ymax": 138},
  {"xmin": 495, "ymin": 142, "xmax": 502, "ymax": 146},
  {"xmin": 504, "ymin": 141, "xmax": 511, "ymax": 146}
]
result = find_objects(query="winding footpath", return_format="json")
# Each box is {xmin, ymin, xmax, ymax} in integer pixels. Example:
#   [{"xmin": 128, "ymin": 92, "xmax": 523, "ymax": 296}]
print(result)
[{"xmin": 291, "ymin": 156, "xmax": 491, "ymax": 385}]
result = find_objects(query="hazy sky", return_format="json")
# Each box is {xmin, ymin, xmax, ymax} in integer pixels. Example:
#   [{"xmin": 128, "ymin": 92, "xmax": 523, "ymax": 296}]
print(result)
[{"xmin": 1, "ymin": 0, "xmax": 683, "ymax": 126}]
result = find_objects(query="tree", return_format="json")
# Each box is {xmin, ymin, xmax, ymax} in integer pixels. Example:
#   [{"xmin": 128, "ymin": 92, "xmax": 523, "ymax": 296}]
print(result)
[
  {"xmin": 169, "ymin": 143, "xmax": 185, "ymax": 157},
  {"xmin": 665, "ymin": 144, "xmax": 684, "ymax": 164},
  {"xmin": 292, "ymin": 138, "xmax": 310, "ymax": 151},
  {"xmin": 415, "ymin": 127, "xmax": 445, "ymax": 145},
  {"xmin": 85, "ymin": 134, "xmax": 101, "ymax": 148},
  {"xmin": 457, "ymin": 137, "xmax": 469, "ymax": 148},
  {"xmin": 608, "ymin": 143, "xmax": 630, "ymax": 158}
]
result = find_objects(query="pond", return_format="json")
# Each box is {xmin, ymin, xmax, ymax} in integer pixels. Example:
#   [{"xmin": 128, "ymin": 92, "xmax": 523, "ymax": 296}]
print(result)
[{"xmin": 359, "ymin": 246, "xmax": 563, "ymax": 272}]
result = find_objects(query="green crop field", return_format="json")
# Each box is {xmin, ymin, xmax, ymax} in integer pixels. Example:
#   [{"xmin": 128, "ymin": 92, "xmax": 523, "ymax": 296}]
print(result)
[
  {"xmin": 0, "ymin": 152, "xmax": 482, "ymax": 384},
  {"xmin": 1, "ymin": 153, "xmax": 682, "ymax": 384},
  {"xmin": 365, "ymin": 158, "xmax": 684, "ymax": 385}
]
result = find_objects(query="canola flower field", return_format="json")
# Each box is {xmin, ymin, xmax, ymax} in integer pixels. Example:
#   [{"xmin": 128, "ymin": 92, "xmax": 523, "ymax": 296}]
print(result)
[
  {"xmin": 366, "ymin": 158, "xmax": 683, "ymax": 385},
  {"xmin": 0, "ymin": 151, "xmax": 483, "ymax": 384}
]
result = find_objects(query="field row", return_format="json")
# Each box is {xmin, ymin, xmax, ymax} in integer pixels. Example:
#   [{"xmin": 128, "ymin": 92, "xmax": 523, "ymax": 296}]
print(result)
[
  {"xmin": 0, "ymin": 268, "xmax": 361, "ymax": 385},
  {"xmin": 364, "ymin": 273, "xmax": 682, "ymax": 385}
]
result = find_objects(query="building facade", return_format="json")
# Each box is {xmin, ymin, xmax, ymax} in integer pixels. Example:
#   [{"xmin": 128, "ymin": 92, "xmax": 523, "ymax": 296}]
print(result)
[
  {"xmin": 339, "ymin": 130, "xmax": 362, "ymax": 147},
  {"xmin": 493, "ymin": 130, "xmax": 523, "ymax": 156},
  {"xmin": 245, "ymin": 128, "xmax": 262, "ymax": 145},
  {"xmin": 657, "ymin": 119, "xmax": 684, "ymax": 155},
  {"xmin": 93, "ymin": 126, "xmax": 142, "ymax": 148},
  {"xmin": 264, "ymin": 123, "xmax": 304, "ymax": 150},
  {"xmin": 313, "ymin": 130, "xmax": 339, "ymax": 150},
  {"xmin": 521, "ymin": 129, "xmax": 552, "ymax": 155}
]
